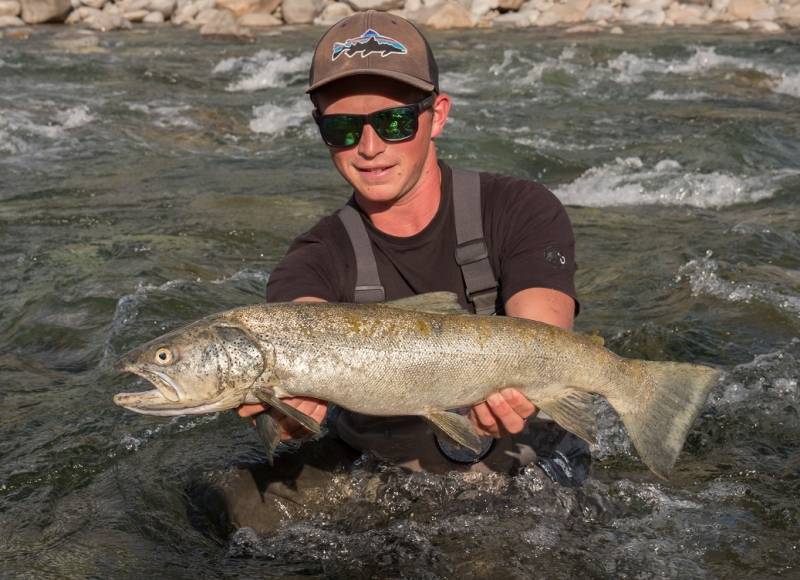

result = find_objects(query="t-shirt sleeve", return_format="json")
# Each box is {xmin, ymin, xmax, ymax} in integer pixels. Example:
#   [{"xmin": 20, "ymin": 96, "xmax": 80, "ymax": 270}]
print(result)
[
  {"xmin": 486, "ymin": 175, "xmax": 580, "ymax": 314},
  {"xmin": 265, "ymin": 217, "xmax": 352, "ymax": 304}
]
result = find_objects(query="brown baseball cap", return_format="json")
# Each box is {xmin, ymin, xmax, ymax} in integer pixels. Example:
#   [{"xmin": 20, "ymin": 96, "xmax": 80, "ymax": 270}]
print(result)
[{"xmin": 307, "ymin": 11, "xmax": 439, "ymax": 94}]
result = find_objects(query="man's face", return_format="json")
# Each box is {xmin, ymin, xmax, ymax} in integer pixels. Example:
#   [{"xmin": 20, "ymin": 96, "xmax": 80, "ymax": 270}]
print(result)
[{"xmin": 313, "ymin": 76, "xmax": 449, "ymax": 206}]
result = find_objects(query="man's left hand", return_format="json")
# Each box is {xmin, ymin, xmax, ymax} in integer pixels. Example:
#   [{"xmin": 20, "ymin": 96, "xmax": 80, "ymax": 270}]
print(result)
[{"xmin": 468, "ymin": 388, "xmax": 539, "ymax": 438}]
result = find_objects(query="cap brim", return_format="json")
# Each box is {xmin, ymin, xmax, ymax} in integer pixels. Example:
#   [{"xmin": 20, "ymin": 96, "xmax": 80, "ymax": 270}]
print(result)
[{"xmin": 306, "ymin": 69, "xmax": 436, "ymax": 94}]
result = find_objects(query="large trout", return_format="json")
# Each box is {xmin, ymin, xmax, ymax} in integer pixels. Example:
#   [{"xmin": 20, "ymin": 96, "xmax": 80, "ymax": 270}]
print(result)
[{"xmin": 113, "ymin": 292, "xmax": 719, "ymax": 478}]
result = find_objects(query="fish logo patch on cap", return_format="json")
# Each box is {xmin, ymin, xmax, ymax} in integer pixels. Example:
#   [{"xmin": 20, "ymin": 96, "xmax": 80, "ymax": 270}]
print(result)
[{"xmin": 331, "ymin": 29, "xmax": 408, "ymax": 61}]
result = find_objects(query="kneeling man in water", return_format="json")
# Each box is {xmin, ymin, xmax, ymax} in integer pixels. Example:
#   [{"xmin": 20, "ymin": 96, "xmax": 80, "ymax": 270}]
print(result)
[{"xmin": 208, "ymin": 11, "xmax": 588, "ymax": 534}]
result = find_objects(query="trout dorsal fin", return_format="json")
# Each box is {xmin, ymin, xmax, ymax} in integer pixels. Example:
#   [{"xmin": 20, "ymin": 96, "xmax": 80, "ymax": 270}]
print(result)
[{"xmin": 385, "ymin": 292, "xmax": 468, "ymax": 315}]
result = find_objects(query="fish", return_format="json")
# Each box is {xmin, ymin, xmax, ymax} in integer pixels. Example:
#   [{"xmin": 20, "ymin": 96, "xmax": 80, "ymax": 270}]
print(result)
[{"xmin": 113, "ymin": 292, "xmax": 720, "ymax": 478}]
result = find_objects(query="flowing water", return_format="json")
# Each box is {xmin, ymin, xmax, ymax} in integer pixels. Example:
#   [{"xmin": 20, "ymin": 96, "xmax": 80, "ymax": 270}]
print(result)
[{"xmin": 1, "ymin": 25, "xmax": 799, "ymax": 579}]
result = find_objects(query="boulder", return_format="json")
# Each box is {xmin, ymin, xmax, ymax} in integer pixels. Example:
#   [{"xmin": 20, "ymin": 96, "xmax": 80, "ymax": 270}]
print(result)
[
  {"xmin": 124, "ymin": 8, "xmax": 149, "ymax": 18},
  {"xmin": 410, "ymin": 0, "xmax": 473, "ymax": 27},
  {"xmin": 752, "ymin": 18, "xmax": 781, "ymax": 31},
  {"xmin": 585, "ymin": 2, "xmax": 616, "ymax": 21},
  {"xmin": 0, "ymin": 0, "xmax": 21, "ymax": 15},
  {"xmin": 148, "ymin": 0, "xmax": 176, "ymax": 15},
  {"xmin": 143, "ymin": 8, "xmax": 165, "ymax": 19},
  {"xmin": 493, "ymin": 6, "xmax": 538, "ymax": 24},
  {"xmin": 727, "ymin": 0, "xmax": 770, "ymax": 20},
  {"xmin": 346, "ymin": 0, "xmax": 402, "ymax": 9},
  {"xmin": 313, "ymin": 1, "xmax": 351, "ymax": 25},
  {"xmin": 239, "ymin": 9, "xmax": 280, "ymax": 24},
  {"xmin": 216, "ymin": 0, "xmax": 279, "ymax": 16},
  {"xmin": 537, "ymin": 0, "xmax": 591, "ymax": 25},
  {"xmin": 199, "ymin": 6, "xmax": 250, "ymax": 34},
  {"xmin": 84, "ymin": 10, "xmax": 131, "ymax": 28},
  {"xmin": 20, "ymin": 0, "xmax": 70, "ymax": 22},
  {"xmin": 666, "ymin": 2, "xmax": 706, "ymax": 25},
  {"xmin": 281, "ymin": 0, "xmax": 316, "ymax": 23},
  {"xmin": 497, "ymin": 0, "xmax": 524, "ymax": 10},
  {"xmin": 0, "ymin": 13, "xmax": 23, "ymax": 22},
  {"xmin": 778, "ymin": 3, "xmax": 800, "ymax": 26}
]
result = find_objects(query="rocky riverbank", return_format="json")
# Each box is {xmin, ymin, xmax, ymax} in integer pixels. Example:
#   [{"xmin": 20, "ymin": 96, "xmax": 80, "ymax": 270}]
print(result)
[{"xmin": 0, "ymin": 0, "xmax": 798, "ymax": 37}]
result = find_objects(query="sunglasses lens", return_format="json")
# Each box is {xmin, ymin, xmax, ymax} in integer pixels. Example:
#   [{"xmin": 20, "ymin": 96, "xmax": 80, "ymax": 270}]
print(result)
[
  {"xmin": 319, "ymin": 115, "xmax": 362, "ymax": 147},
  {"xmin": 373, "ymin": 107, "xmax": 417, "ymax": 142}
]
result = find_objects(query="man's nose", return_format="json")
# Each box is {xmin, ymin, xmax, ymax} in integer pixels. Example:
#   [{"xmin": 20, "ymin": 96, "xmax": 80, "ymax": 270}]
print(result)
[{"xmin": 357, "ymin": 123, "xmax": 386, "ymax": 158}]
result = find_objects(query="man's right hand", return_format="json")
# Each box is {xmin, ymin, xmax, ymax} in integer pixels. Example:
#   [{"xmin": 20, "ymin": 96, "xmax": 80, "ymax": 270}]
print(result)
[{"xmin": 237, "ymin": 396, "xmax": 329, "ymax": 441}]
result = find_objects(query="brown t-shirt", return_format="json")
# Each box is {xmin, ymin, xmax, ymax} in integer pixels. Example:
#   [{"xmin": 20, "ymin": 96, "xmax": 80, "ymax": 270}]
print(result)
[{"xmin": 266, "ymin": 163, "xmax": 579, "ymax": 313}]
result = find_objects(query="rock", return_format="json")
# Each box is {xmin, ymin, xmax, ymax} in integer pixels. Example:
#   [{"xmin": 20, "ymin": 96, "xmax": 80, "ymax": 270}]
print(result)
[
  {"xmin": 239, "ymin": 8, "xmax": 280, "ymax": 24},
  {"xmin": 20, "ymin": 0, "xmax": 70, "ymax": 22},
  {"xmin": 752, "ymin": 18, "xmax": 781, "ymax": 31},
  {"xmin": 313, "ymin": 1, "xmax": 351, "ymax": 25},
  {"xmin": 497, "ymin": 0, "xmax": 524, "ymax": 10},
  {"xmin": 410, "ymin": 0, "xmax": 473, "ymax": 27},
  {"xmin": 620, "ymin": 5, "xmax": 665, "ymax": 25},
  {"xmin": 492, "ymin": 6, "xmax": 538, "ymax": 24},
  {"xmin": 0, "ymin": 13, "xmax": 23, "ymax": 23},
  {"xmin": 585, "ymin": 2, "xmax": 615, "ymax": 21},
  {"xmin": 778, "ymin": 4, "xmax": 800, "ymax": 26},
  {"xmin": 148, "ymin": 0, "xmax": 175, "ymax": 15},
  {"xmin": 281, "ymin": 0, "xmax": 316, "ymax": 23},
  {"xmin": 195, "ymin": 6, "xmax": 219, "ymax": 22},
  {"xmin": 666, "ymin": 2, "xmax": 706, "ymax": 25},
  {"xmin": 84, "ymin": 9, "xmax": 131, "ymax": 28},
  {"xmin": 727, "ymin": 0, "xmax": 770, "ymax": 20},
  {"xmin": 143, "ymin": 8, "xmax": 164, "ymax": 19},
  {"xmin": 346, "ymin": 0, "xmax": 401, "ymax": 9},
  {"xmin": 216, "ymin": 0, "xmax": 278, "ymax": 16},
  {"xmin": 199, "ymin": 5, "xmax": 250, "ymax": 34},
  {"xmin": 124, "ymin": 8, "xmax": 148, "ymax": 18},
  {"xmin": 537, "ymin": 0, "xmax": 591, "ymax": 25},
  {"xmin": 0, "ymin": 0, "xmax": 20, "ymax": 16}
]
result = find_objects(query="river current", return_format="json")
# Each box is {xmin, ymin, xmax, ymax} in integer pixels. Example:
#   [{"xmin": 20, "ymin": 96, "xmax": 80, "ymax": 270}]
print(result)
[{"xmin": 1, "ymin": 25, "xmax": 798, "ymax": 579}]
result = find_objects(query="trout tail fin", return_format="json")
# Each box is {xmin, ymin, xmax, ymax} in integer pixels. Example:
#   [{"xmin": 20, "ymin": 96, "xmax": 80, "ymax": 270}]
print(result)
[{"xmin": 608, "ymin": 360, "xmax": 719, "ymax": 479}]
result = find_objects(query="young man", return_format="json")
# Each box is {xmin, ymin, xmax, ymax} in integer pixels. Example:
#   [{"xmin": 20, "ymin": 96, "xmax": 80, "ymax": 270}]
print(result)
[{"xmin": 209, "ymin": 12, "xmax": 587, "ymax": 533}]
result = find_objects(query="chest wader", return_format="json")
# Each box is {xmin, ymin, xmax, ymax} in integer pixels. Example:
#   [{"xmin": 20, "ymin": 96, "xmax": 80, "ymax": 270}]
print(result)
[{"xmin": 336, "ymin": 168, "xmax": 498, "ymax": 464}]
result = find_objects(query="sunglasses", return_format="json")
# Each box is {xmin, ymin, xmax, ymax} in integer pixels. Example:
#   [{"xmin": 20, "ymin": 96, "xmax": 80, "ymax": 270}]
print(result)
[{"xmin": 313, "ymin": 94, "xmax": 436, "ymax": 148}]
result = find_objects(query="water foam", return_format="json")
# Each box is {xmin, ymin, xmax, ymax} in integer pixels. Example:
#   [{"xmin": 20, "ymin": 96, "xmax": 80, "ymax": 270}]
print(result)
[
  {"xmin": 554, "ymin": 156, "xmax": 791, "ymax": 208},
  {"xmin": 677, "ymin": 253, "xmax": 800, "ymax": 318},
  {"xmin": 249, "ymin": 98, "xmax": 311, "ymax": 135},
  {"xmin": 215, "ymin": 49, "xmax": 312, "ymax": 92}
]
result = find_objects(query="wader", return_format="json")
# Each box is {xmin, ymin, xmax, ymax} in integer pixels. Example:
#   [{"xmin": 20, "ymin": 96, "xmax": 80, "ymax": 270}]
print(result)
[{"xmin": 198, "ymin": 169, "xmax": 589, "ymax": 536}]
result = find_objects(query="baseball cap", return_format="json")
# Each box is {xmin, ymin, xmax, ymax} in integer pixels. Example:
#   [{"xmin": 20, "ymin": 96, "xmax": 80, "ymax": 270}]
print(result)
[{"xmin": 307, "ymin": 11, "xmax": 439, "ymax": 94}]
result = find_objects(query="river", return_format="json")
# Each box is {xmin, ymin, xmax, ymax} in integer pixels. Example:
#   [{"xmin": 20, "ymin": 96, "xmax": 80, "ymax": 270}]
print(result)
[{"xmin": 1, "ymin": 25, "xmax": 798, "ymax": 578}]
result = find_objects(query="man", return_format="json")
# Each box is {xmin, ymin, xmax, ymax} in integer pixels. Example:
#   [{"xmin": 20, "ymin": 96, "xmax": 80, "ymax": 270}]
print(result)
[{"xmin": 206, "ymin": 11, "xmax": 587, "ymax": 533}]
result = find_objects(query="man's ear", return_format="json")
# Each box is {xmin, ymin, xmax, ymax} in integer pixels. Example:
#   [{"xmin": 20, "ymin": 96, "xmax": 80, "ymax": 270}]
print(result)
[{"xmin": 430, "ymin": 93, "xmax": 451, "ymax": 139}]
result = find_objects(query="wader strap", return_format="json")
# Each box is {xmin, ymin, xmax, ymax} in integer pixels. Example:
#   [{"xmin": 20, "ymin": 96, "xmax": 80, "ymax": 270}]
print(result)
[
  {"xmin": 337, "ymin": 205, "xmax": 386, "ymax": 303},
  {"xmin": 452, "ymin": 168, "xmax": 499, "ymax": 315}
]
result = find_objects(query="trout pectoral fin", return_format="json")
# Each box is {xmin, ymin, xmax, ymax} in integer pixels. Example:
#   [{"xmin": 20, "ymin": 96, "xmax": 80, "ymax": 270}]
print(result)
[
  {"xmin": 536, "ymin": 388, "xmax": 597, "ymax": 445},
  {"xmin": 425, "ymin": 411, "xmax": 483, "ymax": 454},
  {"xmin": 254, "ymin": 413, "xmax": 281, "ymax": 466},
  {"xmin": 386, "ymin": 292, "xmax": 468, "ymax": 316},
  {"xmin": 254, "ymin": 387, "xmax": 322, "ymax": 435}
]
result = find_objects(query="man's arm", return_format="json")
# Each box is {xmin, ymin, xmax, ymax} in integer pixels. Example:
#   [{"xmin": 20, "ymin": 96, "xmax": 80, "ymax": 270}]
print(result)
[{"xmin": 467, "ymin": 287, "xmax": 575, "ymax": 438}]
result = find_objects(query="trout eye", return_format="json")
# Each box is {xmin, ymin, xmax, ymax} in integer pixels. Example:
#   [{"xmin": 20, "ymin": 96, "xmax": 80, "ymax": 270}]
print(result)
[{"xmin": 154, "ymin": 347, "xmax": 173, "ymax": 365}]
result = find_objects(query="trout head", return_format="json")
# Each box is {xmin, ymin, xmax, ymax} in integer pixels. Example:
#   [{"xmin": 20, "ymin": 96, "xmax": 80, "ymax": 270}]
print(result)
[{"xmin": 113, "ymin": 320, "xmax": 266, "ymax": 416}]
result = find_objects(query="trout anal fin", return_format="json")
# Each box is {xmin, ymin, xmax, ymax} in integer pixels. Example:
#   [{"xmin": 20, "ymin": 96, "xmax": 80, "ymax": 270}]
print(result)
[
  {"xmin": 425, "ymin": 411, "xmax": 483, "ymax": 454},
  {"xmin": 536, "ymin": 388, "xmax": 598, "ymax": 446},
  {"xmin": 253, "ymin": 386, "xmax": 322, "ymax": 435}
]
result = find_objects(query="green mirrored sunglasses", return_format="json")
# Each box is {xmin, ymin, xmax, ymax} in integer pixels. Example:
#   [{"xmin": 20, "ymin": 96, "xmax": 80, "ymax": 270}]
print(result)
[{"xmin": 313, "ymin": 94, "xmax": 436, "ymax": 149}]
